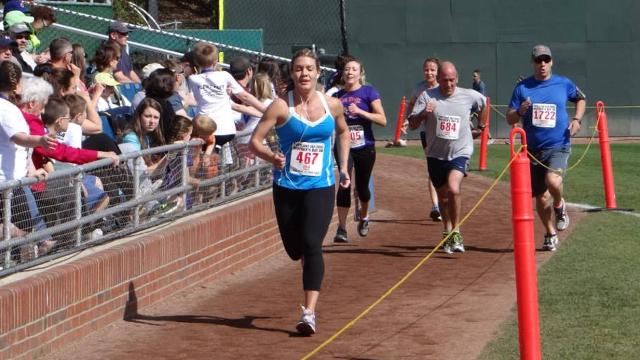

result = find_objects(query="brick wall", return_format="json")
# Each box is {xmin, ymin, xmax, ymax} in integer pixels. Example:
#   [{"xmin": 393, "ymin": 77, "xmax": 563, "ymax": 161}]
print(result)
[{"xmin": 0, "ymin": 191, "xmax": 285, "ymax": 360}]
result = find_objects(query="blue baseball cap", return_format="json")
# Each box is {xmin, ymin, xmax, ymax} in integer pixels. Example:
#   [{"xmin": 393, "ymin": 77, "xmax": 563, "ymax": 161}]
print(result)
[
  {"xmin": 3, "ymin": 0, "xmax": 28, "ymax": 16},
  {"xmin": 0, "ymin": 35, "xmax": 12, "ymax": 47}
]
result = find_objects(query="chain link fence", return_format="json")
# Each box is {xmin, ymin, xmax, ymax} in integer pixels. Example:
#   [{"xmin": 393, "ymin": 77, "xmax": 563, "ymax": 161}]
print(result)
[
  {"xmin": 1, "ymin": 139, "xmax": 275, "ymax": 276},
  {"xmin": 36, "ymin": 3, "xmax": 336, "ymax": 76}
]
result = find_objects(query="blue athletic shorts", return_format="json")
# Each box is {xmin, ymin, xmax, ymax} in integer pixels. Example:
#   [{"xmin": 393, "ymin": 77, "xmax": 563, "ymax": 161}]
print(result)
[
  {"xmin": 529, "ymin": 146, "xmax": 571, "ymax": 197},
  {"xmin": 83, "ymin": 175, "xmax": 107, "ymax": 210},
  {"xmin": 427, "ymin": 156, "xmax": 469, "ymax": 188}
]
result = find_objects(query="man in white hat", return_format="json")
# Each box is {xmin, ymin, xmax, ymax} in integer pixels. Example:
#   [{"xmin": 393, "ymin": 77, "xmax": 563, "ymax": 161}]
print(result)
[{"xmin": 506, "ymin": 44, "xmax": 586, "ymax": 252}]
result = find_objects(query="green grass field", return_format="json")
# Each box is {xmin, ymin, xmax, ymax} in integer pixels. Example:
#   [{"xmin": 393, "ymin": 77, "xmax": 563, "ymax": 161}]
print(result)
[{"xmin": 378, "ymin": 142, "xmax": 640, "ymax": 359}]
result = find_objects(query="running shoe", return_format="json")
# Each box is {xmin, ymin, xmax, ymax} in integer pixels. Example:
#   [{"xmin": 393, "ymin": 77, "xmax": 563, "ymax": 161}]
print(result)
[
  {"xmin": 429, "ymin": 206, "xmax": 442, "ymax": 222},
  {"xmin": 554, "ymin": 200, "xmax": 569, "ymax": 231},
  {"xmin": 542, "ymin": 233, "xmax": 559, "ymax": 251},
  {"xmin": 451, "ymin": 231, "xmax": 465, "ymax": 253},
  {"xmin": 333, "ymin": 227, "xmax": 348, "ymax": 243},
  {"xmin": 357, "ymin": 218, "xmax": 369, "ymax": 237},
  {"xmin": 296, "ymin": 306, "xmax": 316, "ymax": 336},
  {"xmin": 441, "ymin": 231, "xmax": 453, "ymax": 254}
]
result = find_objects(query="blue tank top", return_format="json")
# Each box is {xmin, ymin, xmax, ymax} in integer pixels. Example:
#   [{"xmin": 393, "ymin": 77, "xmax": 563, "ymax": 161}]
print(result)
[{"xmin": 273, "ymin": 91, "xmax": 335, "ymax": 190}]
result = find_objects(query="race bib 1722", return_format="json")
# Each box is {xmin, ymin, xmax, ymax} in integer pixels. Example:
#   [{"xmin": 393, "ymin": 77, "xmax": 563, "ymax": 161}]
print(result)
[{"xmin": 532, "ymin": 103, "xmax": 557, "ymax": 128}]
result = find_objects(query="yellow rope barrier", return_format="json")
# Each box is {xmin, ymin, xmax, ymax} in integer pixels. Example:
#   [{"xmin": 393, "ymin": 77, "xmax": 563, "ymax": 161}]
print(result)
[{"xmin": 300, "ymin": 148, "xmax": 523, "ymax": 360}]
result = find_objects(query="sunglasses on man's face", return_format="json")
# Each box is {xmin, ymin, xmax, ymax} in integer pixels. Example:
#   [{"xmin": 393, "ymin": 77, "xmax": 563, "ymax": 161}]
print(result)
[
  {"xmin": 14, "ymin": 33, "xmax": 30, "ymax": 40},
  {"xmin": 534, "ymin": 56, "xmax": 552, "ymax": 64}
]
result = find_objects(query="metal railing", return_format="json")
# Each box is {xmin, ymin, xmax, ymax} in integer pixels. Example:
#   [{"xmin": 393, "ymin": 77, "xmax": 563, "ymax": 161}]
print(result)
[{"xmin": 0, "ymin": 139, "xmax": 273, "ymax": 277}]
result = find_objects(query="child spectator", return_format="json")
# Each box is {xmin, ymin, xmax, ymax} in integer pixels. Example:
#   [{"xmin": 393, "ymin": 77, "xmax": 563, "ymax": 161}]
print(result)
[
  {"xmin": 187, "ymin": 42, "xmax": 266, "ymax": 150},
  {"xmin": 191, "ymin": 114, "xmax": 218, "ymax": 180},
  {"xmin": 40, "ymin": 97, "xmax": 115, "ymax": 220},
  {"xmin": 163, "ymin": 115, "xmax": 200, "ymax": 210},
  {"xmin": 235, "ymin": 72, "xmax": 274, "ymax": 167}
]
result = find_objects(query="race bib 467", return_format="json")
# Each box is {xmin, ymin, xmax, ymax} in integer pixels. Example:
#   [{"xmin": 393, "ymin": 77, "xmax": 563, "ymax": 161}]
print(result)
[{"xmin": 289, "ymin": 142, "xmax": 325, "ymax": 177}]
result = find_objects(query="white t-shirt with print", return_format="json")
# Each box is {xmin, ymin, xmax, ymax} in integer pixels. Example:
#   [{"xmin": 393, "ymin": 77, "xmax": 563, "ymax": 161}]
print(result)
[
  {"xmin": 188, "ymin": 70, "xmax": 245, "ymax": 136},
  {"xmin": 0, "ymin": 98, "xmax": 30, "ymax": 181}
]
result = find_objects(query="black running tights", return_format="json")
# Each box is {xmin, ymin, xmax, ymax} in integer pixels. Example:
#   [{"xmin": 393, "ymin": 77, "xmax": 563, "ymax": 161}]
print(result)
[
  {"xmin": 335, "ymin": 146, "xmax": 376, "ymax": 208},
  {"xmin": 273, "ymin": 185, "xmax": 335, "ymax": 291}
]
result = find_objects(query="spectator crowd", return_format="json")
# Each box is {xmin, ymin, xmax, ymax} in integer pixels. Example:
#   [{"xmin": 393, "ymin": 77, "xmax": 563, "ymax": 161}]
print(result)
[{"xmin": 0, "ymin": 2, "xmax": 307, "ymax": 267}]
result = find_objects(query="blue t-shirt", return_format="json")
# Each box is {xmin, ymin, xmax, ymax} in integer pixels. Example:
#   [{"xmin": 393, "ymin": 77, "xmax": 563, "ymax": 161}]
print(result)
[
  {"xmin": 509, "ymin": 74, "xmax": 584, "ymax": 152},
  {"xmin": 116, "ymin": 46, "xmax": 134, "ymax": 79},
  {"xmin": 334, "ymin": 84, "xmax": 381, "ymax": 148},
  {"xmin": 274, "ymin": 91, "xmax": 335, "ymax": 190}
]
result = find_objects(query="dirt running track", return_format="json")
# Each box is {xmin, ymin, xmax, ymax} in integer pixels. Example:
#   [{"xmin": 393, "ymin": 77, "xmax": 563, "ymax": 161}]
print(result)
[{"xmin": 45, "ymin": 153, "xmax": 581, "ymax": 360}]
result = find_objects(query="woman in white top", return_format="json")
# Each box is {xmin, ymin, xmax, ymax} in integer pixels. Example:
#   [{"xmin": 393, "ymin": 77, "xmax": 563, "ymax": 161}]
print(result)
[{"xmin": 0, "ymin": 61, "xmax": 58, "ymax": 256}]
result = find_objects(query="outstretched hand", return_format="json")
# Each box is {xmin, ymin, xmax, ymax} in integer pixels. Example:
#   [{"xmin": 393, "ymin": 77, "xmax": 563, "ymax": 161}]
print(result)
[{"xmin": 339, "ymin": 170, "xmax": 350, "ymax": 189}]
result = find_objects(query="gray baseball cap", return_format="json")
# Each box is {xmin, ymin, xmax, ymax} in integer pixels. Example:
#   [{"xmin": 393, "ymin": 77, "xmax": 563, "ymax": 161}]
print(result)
[
  {"xmin": 108, "ymin": 21, "xmax": 130, "ymax": 34},
  {"xmin": 531, "ymin": 45, "xmax": 552, "ymax": 59}
]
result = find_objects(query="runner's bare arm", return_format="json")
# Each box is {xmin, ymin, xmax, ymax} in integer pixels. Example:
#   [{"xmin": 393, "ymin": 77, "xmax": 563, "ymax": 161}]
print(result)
[
  {"xmin": 568, "ymin": 98, "xmax": 586, "ymax": 136},
  {"xmin": 249, "ymin": 98, "xmax": 288, "ymax": 169},
  {"xmin": 329, "ymin": 97, "xmax": 351, "ymax": 188},
  {"xmin": 407, "ymin": 92, "xmax": 429, "ymax": 130},
  {"xmin": 352, "ymin": 99, "xmax": 386, "ymax": 127}
]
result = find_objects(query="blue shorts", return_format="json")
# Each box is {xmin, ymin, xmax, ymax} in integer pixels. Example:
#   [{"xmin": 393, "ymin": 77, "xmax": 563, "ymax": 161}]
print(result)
[
  {"xmin": 427, "ymin": 156, "xmax": 469, "ymax": 188},
  {"xmin": 529, "ymin": 146, "xmax": 571, "ymax": 197},
  {"xmin": 83, "ymin": 175, "xmax": 107, "ymax": 211}
]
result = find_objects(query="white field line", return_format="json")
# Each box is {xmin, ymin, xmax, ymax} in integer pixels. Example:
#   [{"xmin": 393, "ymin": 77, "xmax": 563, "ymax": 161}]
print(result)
[{"xmin": 568, "ymin": 202, "xmax": 640, "ymax": 218}]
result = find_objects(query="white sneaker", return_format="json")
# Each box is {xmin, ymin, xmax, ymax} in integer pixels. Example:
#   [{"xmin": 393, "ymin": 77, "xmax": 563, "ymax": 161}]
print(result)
[
  {"xmin": 296, "ymin": 306, "xmax": 316, "ymax": 336},
  {"xmin": 90, "ymin": 228, "xmax": 104, "ymax": 241},
  {"xmin": 554, "ymin": 200, "xmax": 570, "ymax": 231}
]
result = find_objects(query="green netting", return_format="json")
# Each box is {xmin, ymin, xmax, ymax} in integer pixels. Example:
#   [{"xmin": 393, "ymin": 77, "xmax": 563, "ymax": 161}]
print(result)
[{"xmin": 37, "ymin": 3, "xmax": 265, "ymax": 66}]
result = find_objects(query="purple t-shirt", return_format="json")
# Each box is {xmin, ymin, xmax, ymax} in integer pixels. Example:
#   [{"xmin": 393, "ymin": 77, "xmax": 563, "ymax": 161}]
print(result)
[{"xmin": 335, "ymin": 85, "xmax": 381, "ymax": 148}]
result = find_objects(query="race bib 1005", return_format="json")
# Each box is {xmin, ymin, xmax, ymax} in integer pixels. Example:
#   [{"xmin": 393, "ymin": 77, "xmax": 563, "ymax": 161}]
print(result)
[
  {"xmin": 348, "ymin": 125, "xmax": 365, "ymax": 148},
  {"xmin": 289, "ymin": 142, "xmax": 325, "ymax": 177},
  {"xmin": 436, "ymin": 114, "xmax": 461, "ymax": 140},
  {"xmin": 532, "ymin": 103, "xmax": 557, "ymax": 128}
]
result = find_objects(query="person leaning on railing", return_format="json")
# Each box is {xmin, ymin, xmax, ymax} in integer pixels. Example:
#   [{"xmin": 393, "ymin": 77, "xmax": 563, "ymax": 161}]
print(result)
[
  {"xmin": 20, "ymin": 77, "xmax": 118, "ymax": 204},
  {"xmin": 0, "ymin": 61, "xmax": 58, "ymax": 258}
]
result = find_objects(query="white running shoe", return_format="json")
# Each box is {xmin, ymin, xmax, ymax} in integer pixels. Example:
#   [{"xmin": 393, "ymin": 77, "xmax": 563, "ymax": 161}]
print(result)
[
  {"xmin": 554, "ymin": 200, "xmax": 569, "ymax": 231},
  {"xmin": 296, "ymin": 306, "xmax": 316, "ymax": 336}
]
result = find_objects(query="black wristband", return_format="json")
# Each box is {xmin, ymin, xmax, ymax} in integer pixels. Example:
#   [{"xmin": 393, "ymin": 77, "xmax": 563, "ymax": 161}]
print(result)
[{"xmin": 572, "ymin": 117, "xmax": 582, "ymax": 124}]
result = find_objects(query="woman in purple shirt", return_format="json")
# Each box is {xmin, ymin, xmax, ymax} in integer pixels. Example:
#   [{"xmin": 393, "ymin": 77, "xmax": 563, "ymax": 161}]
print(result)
[{"xmin": 333, "ymin": 57, "xmax": 387, "ymax": 242}]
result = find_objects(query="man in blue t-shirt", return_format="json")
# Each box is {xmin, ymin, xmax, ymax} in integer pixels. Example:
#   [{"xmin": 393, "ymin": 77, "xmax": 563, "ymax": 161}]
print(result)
[
  {"xmin": 507, "ymin": 44, "xmax": 586, "ymax": 252},
  {"xmin": 107, "ymin": 21, "xmax": 141, "ymax": 84}
]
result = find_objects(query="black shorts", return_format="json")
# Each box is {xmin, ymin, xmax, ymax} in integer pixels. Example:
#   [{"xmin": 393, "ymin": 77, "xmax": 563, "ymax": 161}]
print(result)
[{"xmin": 427, "ymin": 156, "xmax": 469, "ymax": 188}]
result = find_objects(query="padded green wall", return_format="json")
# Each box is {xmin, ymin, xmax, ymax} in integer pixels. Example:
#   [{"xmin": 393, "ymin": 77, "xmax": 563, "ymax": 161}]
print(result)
[{"xmin": 227, "ymin": 0, "xmax": 640, "ymax": 137}]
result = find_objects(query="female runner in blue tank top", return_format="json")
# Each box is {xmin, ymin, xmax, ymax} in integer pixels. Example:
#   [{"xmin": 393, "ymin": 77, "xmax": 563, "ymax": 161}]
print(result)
[
  {"xmin": 333, "ymin": 57, "xmax": 387, "ymax": 242},
  {"xmin": 250, "ymin": 49, "xmax": 351, "ymax": 336}
]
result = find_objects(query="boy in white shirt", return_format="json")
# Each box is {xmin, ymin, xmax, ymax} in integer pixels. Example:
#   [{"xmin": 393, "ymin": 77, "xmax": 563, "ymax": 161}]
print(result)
[{"xmin": 187, "ymin": 42, "xmax": 266, "ymax": 150}]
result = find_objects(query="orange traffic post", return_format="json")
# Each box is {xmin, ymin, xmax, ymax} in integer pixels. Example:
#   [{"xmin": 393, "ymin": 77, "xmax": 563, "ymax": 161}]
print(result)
[
  {"xmin": 509, "ymin": 128, "xmax": 542, "ymax": 360},
  {"xmin": 595, "ymin": 101, "xmax": 617, "ymax": 209},
  {"xmin": 479, "ymin": 97, "xmax": 491, "ymax": 170},
  {"xmin": 393, "ymin": 96, "xmax": 407, "ymax": 145}
]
